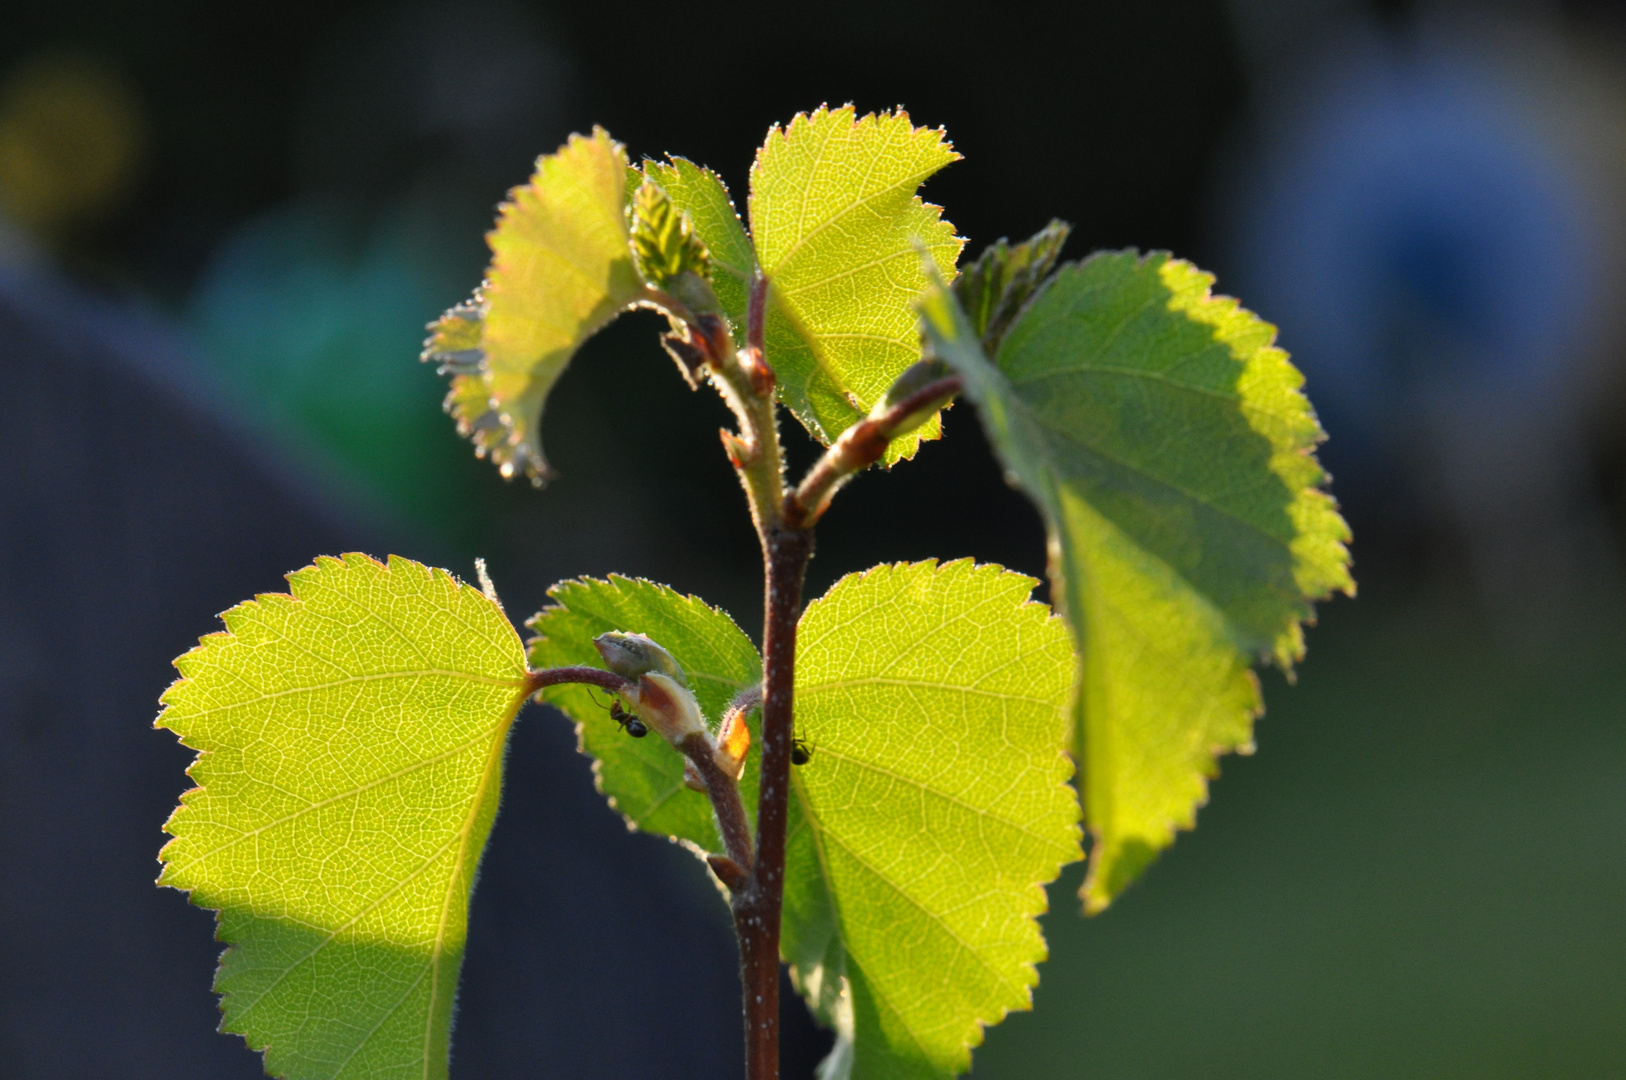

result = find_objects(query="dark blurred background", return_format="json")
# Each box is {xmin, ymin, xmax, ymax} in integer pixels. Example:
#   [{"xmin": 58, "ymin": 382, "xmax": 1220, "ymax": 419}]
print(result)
[{"xmin": 2, "ymin": 0, "xmax": 1624, "ymax": 1077}]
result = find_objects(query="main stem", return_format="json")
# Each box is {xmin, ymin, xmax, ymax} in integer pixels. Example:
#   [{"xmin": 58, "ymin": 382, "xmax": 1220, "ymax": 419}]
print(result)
[
  {"xmin": 705, "ymin": 273, "xmax": 808, "ymax": 1080},
  {"xmin": 735, "ymin": 524, "xmax": 811, "ymax": 1080}
]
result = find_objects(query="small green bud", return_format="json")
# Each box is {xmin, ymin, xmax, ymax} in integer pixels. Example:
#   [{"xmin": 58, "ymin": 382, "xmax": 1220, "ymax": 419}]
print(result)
[
  {"xmin": 593, "ymin": 631, "xmax": 687, "ymax": 685},
  {"xmin": 870, "ymin": 358, "xmax": 955, "ymax": 439},
  {"xmin": 630, "ymin": 180, "xmax": 711, "ymax": 292},
  {"xmin": 630, "ymin": 672, "xmax": 706, "ymax": 747}
]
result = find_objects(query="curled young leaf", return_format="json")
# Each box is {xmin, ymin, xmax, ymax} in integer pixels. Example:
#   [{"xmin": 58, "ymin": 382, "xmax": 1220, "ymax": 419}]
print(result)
[
  {"xmin": 629, "ymin": 179, "xmax": 712, "ymax": 298},
  {"xmin": 641, "ymin": 157, "xmax": 755, "ymax": 346},
  {"xmin": 920, "ymin": 252, "xmax": 1353, "ymax": 912},
  {"xmin": 953, "ymin": 219, "xmax": 1071, "ymax": 355},
  {"xmin": 423, "ymin": 128, "xmax": 643, "ymax": 484}
]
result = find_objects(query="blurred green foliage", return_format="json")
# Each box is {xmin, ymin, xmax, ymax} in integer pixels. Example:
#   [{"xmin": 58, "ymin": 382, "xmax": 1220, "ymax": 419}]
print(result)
[{"xmin": 974, "ymin": 583, "xmax": 1626, "ymax": 1079}]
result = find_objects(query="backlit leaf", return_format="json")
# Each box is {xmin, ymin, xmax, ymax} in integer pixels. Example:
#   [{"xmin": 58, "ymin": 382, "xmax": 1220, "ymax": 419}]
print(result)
[
  {"xmin": 531, "ymin": 563, "xmax": 1079, "ymax": 1080},
  {"xmin": 157, "ymin": 554, "xmax": 531, "ymax": 1080},
  {"xmin": 785, "ymin": 560, "xmax": 1077, "ymax": 1080},
  {"xmin": 919, "ymin": 250, "xmax": 1353, "ymax": 913},
  {"xmin": 423, "ymin": 128, "xmax": 643, "ymax": 483},
  {"xmin": 749, "ymin": 106, "xmax": 963, "ymax": 462}
]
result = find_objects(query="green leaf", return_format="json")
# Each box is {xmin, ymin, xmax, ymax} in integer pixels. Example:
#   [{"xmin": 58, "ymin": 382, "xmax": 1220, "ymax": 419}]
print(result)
[
  {"xmin": 642, "ymin": 157, "xmax": 755, "ymax": 345},
  {"xmin": 784, "ymin": 560, "xmax": 1080, "ymax": 1080},
  {"xmin": 919, "ymin": 250, "xmax": 1354, "ymax": 913},
  {"xmin": 423, "ymin": 128, "xmax": 643, "ymax": 484},
  {"xmin": 525, "ymin": 576, "xmax": 762, "ymax": 852},
  {"xmin": 749, "ymin": 105, "xmax": 963, "ymax": 463},
  {"xmin": 156, "ymin": 554, "xmax": 531, "ymax": 1080},
  {"xmin": 529, "ymin": 564, "xmax": 1079, "ymax": 1079}
]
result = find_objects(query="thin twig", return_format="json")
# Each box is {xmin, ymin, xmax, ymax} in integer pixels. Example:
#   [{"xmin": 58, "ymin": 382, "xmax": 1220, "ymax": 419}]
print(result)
[
  {"xmin": 784, "ymin": 375, "xmax": 962, "ymax": 529},
  {"xmin": 524, "ymin": 666, "xmax": 634, "ymax": 697},
  {"xmin": 679, "ymin": 732, "xmax": 755, "ymax": 874}
]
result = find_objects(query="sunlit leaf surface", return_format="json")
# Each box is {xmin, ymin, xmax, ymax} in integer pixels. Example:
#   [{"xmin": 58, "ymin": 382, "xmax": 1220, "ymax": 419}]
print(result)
[
  {"xmin": 643, "ymin": 157, "xmax": 755, "ymax": 344},
  {"xmin": 784, "ymin": 560, "xmax": 1078, "ymax": 1080},
  {"xmin": 157, "ymin": 554, "xmax": 531, "ymax": 1080},
  {"xmin": 532, "ymin": 561, "xmax": 1078, "ymax": 1080},
  {"xmin": 749, "ymin": 106, "xmax": 963, "ymax": 462},
  {"xmin": 920, "ymin": 251, "xmax": 1353, "ymax": 912}
]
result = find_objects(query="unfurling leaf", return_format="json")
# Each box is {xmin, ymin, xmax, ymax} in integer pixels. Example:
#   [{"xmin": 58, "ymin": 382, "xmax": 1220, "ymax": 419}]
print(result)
[
  {"xmin": 953, "ymin": 219, "xmax": 1070, "ymax": 355},
  {"xmin": 536, "ymin": 563, "xmax": 1079, "ymax": 1080},
  {"xmin": 526, "ymin": 576, "xmax": 763, "ymax": 853},
  {"xmin": 156, "ymin": 554, "xmax": 532, "ymax": 1080},
  {"xmin": 630, "ymin": 179, "xmax": 712, "ymax": 297},
  {"xmin": 920, "ymin": 251, "xmax": 1353, "ymax": 913},
  {"xmin": 749, "ymin": 105, "xmax": 963, "ymax": 463},
  {"xmin": 423, "ymin": 128, "xmax": 643, "ymax": 484},
  {"xmin": 641, "ymin": 157, "xmax": 755, "ymax": 346}
]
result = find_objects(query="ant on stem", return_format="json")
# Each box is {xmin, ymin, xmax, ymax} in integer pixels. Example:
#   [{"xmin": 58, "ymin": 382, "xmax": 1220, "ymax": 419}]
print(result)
[{"xmin": 588, "ymin": 688, "xmax": 647, "ymax": 738}]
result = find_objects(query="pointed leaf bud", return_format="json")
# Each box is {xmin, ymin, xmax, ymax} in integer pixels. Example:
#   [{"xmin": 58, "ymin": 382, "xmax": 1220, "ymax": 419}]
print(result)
[
  {"xmin": 593, "ymin": 631, "xmax": 687, "ymax": 685},
  {"xmin": 714, "ymin": 705, "xmax": 752, "ymax": 782},
  {"xmin": 870, "ymin": 358, "xmax": 956, "ymax": 440}
]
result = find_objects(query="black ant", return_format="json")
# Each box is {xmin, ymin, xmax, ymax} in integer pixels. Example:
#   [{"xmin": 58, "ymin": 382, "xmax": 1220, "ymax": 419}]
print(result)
[
  {"xmin": 610, "ymin": 701, "xmax": 648, "ymax": 738},
  {"xmin": 791, "ymin": 734, "xmax": 813, "ymax": 766},
  {"xmin": 590, "ymin": 688, "xmax": 647, "ymax": 738}
]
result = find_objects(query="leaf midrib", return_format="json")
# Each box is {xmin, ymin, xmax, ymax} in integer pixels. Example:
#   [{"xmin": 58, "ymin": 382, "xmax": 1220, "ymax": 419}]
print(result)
[
  {"xmin": 763, "ymin": 162, "xmax": 948, "ymax": 278},
  {"xmin": 177, "ymin": 669, "xmax": 526, "ymax": 719}
]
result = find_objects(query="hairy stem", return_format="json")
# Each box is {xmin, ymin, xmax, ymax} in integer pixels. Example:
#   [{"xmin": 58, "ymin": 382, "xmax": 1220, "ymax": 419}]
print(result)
[{"xmin": 524, "ymin": 665, "xmax": 634, "ymax": 697}]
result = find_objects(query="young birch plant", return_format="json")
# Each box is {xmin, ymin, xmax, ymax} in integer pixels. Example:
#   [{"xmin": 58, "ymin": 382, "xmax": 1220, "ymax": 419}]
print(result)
[{"xmin": 156, "ymin": 105, "xmax": 1353, "ymax": 1080}]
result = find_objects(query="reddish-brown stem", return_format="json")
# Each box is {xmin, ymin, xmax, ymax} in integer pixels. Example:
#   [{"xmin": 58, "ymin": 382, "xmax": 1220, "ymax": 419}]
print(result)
[
  {"xmin": 679, "ymin": 731, "xmax": 755, "ymax": 874},
  {"xmin": 526, "ymin": 664, "xmax": 757, "ymax": 882},
  {"xmin": 735, "ymin": 525, "xmax": 813, "ymax": 1080},
  {"xmin": 748, "ymin": 272, "xmax": 767, "ymax": 356},
  {"xmin": 524, "ymin": 666, "xmax": 634, "ymax": 697}
]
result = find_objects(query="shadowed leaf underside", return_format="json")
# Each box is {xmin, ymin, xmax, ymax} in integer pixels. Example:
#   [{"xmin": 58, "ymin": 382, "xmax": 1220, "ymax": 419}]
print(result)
[{"xmin": 920, "ymin": 251, "xmax": 1353, "ymax": 912}]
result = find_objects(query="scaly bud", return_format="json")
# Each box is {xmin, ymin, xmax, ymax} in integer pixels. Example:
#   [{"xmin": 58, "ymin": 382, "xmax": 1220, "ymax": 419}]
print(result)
[
  {"xmin": 631, "ymin": 672, "xmax": 707, "ymax": 747},
  {"xmin": 720, "ymin": 428, "xmax": 753, "ymax": 469},
  {"xmin": 593, "ymin": 631, "xmax": 687, "ymax": 685}
]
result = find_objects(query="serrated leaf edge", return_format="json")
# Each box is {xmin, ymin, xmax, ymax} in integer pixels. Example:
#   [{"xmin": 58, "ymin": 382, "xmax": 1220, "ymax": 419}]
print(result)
[
  {"xmin": 154, "ymin": 553, "xmax": 531, "ymax": 1078},
  {"xmin": 523, "ymin": 573, "xmax": 759, "ymax": 849},
  {"xmin": 791, "ymin": 558, "xmax": 1081, "ymax": 1076}
]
